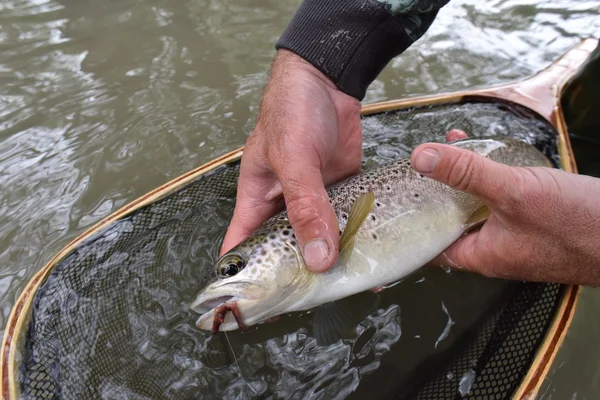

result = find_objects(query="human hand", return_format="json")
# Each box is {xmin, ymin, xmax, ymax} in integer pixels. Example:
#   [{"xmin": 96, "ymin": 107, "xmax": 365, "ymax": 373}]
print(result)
[
  {"xmin": 220, "ymin": 49, "xmax": 363, "ymax": 272},
  {"xmin": 413, "ymin": 130, "xmax": 600, "ymax": 286}
]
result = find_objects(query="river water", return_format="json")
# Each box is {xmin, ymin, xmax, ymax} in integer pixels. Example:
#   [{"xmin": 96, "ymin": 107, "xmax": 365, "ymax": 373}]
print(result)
[{"xmin": 0, "ymin": 0, "xmax": 599, "ymax": 398}]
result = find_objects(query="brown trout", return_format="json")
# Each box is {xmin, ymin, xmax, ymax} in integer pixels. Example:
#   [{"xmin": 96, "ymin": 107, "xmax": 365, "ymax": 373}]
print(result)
[{"xmin": 191, "ymin": 136, "xmax": 552, "ymax": 332}]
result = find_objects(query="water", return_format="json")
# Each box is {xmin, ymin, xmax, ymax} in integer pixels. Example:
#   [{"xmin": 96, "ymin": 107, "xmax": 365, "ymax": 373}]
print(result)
[{"xmin": 0, "ymin": 0, "xmax": 599, "ymax": 398}]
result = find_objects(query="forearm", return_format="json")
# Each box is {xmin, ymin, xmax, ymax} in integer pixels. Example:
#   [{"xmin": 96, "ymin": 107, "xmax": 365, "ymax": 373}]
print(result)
[{"xmin": 276, "ymin": 0, "xmax": 450, "ymax": 100}]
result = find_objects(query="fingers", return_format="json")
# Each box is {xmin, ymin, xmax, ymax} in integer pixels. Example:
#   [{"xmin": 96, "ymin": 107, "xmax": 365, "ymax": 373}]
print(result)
[
  {"xmin": 410, "ymin": 142, "xmax": 516, "ymax": 206},
  {"xmin": 277, "ymin": 162, "xmax": 340, "ymax": 273},
  {"xmin": 220, "ymin": 190, "xmax": 283, "ymax": 256},
  {"xmin": 220, "ymin": 145, "xmax": 283, "ymax": 256},
  {"xmin": 445, "ymin": 129, "xmax": 468, "ymax": 142},
  {"xmin": 425, "ymin": 230, "xmax": 488, "ymax": 273}
]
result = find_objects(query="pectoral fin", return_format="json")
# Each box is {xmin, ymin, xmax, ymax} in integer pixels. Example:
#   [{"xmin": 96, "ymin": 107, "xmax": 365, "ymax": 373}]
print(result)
[
  {"xmin": 312, "ymin": 292, "xmax": 380, "ymax": 346},
  {"xmin": 339, "ymin": 192, "xmax": 375, "ymax": 262},
  {"xmin": 464, "ymin": 205, "xmax": 491, "ymax": 232}
]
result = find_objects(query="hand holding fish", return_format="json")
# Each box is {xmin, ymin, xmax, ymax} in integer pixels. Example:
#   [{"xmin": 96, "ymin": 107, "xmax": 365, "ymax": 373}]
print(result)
[
  {"xmin": 220, "ymin": 49, "xmax": 363, "ymax": 273},
  {"xmin": 194, "ymin": 133, "xmax": 556, "ymax": 332},
  {"xmin": 413, "ymin": 131, "xmax": 600, "ymax": 286}
]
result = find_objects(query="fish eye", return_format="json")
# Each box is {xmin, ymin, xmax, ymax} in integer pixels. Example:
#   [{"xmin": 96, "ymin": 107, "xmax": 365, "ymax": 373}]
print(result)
[
  {"xmin": 225, "ymin": 264, "xmax": 238, "ymax": 276},
  {"xmin": 217, "ymin": 253, "xmax": 246, "ymax": 277}
]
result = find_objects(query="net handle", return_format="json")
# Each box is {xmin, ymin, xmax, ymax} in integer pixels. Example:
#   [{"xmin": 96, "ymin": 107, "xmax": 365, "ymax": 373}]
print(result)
[{"xmin": 362, "ymin": 38, "xmax": 599, "ymax": 176}]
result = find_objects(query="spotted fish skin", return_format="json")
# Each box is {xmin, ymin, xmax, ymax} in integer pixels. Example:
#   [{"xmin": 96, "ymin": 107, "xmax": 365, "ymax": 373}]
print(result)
[{"xmin": 191, "ymin": 136, "xmax": 552, "ymax": 331}]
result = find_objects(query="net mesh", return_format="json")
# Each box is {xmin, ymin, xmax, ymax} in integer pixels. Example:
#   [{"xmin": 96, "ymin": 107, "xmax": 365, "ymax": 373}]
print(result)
[
  {"xmin": 409, "ymin": 282, "xmax": 562, "ymax": 400},
  {"xmin": 17, "ymin": 100, "xmax": 564, "ymax": 400}
]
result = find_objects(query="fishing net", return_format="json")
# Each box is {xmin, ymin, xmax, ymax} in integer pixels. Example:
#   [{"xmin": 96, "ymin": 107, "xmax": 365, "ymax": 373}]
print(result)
[
  {"xmin": 409, "ymin": 281, "xmax": 562, "ymax": 400},
  {"xmin": 10, "ymin": 99, "xmax": 570, "ymax": 400}
]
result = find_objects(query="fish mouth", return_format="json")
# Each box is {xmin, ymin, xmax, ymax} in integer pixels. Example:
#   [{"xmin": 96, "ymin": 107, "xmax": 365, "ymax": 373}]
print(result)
[
  {"xmin": 190, "ymin": 281, "xmax": 267, "ymax": 332},
  {"xmin": 192, "ymin": 292, "xmax": 245, "ymax": 332},
  {"xmin": 191, "ymin": 295, "xmax": 235, "ymax": 314}
]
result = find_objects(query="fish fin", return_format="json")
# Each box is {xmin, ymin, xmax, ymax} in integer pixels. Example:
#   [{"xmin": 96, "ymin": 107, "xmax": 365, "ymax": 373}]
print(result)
[
  {"xmin": 339, "ymin": 192, "xmax": 375, "ymax": 261},
  {"xmin": 339, "ymin": 238, "xmax": 355, "ymax": 265},
  {"xmin": 464, "ymin": 205, "xmax": 491, "ymax": 232},
  {"xmin": 313, "ymin": 292, "xmax": 380, "ymax": 346},
  {"xmin": 313, "ymin": 302, "xmax": 351, "ymax": 346}
]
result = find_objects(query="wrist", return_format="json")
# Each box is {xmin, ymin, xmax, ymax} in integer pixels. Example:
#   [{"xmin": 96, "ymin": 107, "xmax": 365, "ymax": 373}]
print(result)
[
  {"xmin": 276, "ymin": 0, "xmax": 443, "ymax": 100},
  {"xmin": 273, "ymin": 49, "xmax": 338, "ymax": 91}
]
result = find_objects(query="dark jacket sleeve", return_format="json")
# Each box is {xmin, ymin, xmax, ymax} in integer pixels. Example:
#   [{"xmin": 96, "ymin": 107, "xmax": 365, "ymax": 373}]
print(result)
[{"xmin": 276, "ymin": 0, "xmax": 450, "ymax": 100}]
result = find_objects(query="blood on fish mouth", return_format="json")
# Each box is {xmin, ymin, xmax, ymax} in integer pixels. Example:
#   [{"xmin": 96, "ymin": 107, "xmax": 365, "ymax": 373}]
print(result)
[{"xmin": 211, "ymin": 302, "xmax": 245, "ymax": 334}]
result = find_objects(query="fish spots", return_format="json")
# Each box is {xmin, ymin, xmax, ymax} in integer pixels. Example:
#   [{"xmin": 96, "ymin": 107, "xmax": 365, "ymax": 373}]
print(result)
[
  {"xmin": 372, "ymin": 233, "xmax": 378, "ymax": 240},
  {"xmin": 269, "ymin": 234, "xmax": 276, "ymax": 240},
  {"xmin": 290, "ymin": 240, "xmax": 297, "ymax": 246},
  {"xmin": 282, "ymin": 230, "xmax": 290, "ymax": 236},
  {"xmin": 342, "ymin": 213, "xmax": 348, "ymax": 220},
  {"xmin": 414, "ymin": 193, "xmax": 419, "ymax": 198},
  {"xmin": 385, "ymin": 186, "xmax": 392, "ymax": 192},
  {"xmin": 371, "ymin": 215, "xmax": 376, "ymax": 221}
]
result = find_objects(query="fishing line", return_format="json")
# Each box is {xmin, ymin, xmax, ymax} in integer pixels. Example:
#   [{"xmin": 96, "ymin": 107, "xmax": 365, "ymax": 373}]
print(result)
[{"xmin": 223, "ymin": 331, "xmax": 254, "ymax": 392}]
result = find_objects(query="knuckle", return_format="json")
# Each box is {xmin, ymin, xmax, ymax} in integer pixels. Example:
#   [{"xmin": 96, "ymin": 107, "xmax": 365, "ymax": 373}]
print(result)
[
  {"xmin": 241, "ymin": 130, "xmax": 269, "ymax": 165},
  {"xmin": 447, "ymin": 152, "xmax": 479, "ymax": 192},
  {"xmin": 285, "ymin": 135, "xmax": 325, "ymax": 167},
  {"xmin": 500, "ymin": 168, "xmax": 551, "ymax": 214},
  {"xmin": 268, "ymin": 133, "xmax": 308, "ymax": 170},
  {"xmin": 501, "ymin": 169, "xmax": 529, "ymax": 209},
  {"xmin": 285, "ymin": 195, "xmax": 324, "ymax": 232},
  {"xmin": 274, "ymin": 132, "xmax": 299, "ymax": 156}
]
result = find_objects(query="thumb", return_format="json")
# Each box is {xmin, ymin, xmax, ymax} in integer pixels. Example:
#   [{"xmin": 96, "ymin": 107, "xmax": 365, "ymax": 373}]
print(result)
[
  {"xmin": 277, "ymin": 164, "xmax": 339, "ymax": 273},
  {"xmin": 410, "ymin": 142, "xmax": 517, "ymax": 207},
  {"xmin": 411, "ymin": 142, "xmax": 520, "ymax": 274}
]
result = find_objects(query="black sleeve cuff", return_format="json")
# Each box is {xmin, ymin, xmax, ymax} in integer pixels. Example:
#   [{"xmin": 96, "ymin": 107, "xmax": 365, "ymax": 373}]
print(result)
[{"xmin": 276, "ymin": 0, "xmax": 441, "ymax": 100}]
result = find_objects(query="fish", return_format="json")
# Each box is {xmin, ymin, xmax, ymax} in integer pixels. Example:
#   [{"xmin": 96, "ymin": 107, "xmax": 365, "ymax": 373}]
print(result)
[{"xmin": 191, "ymin": 136, "xmax": 552, "ymax": 333}]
